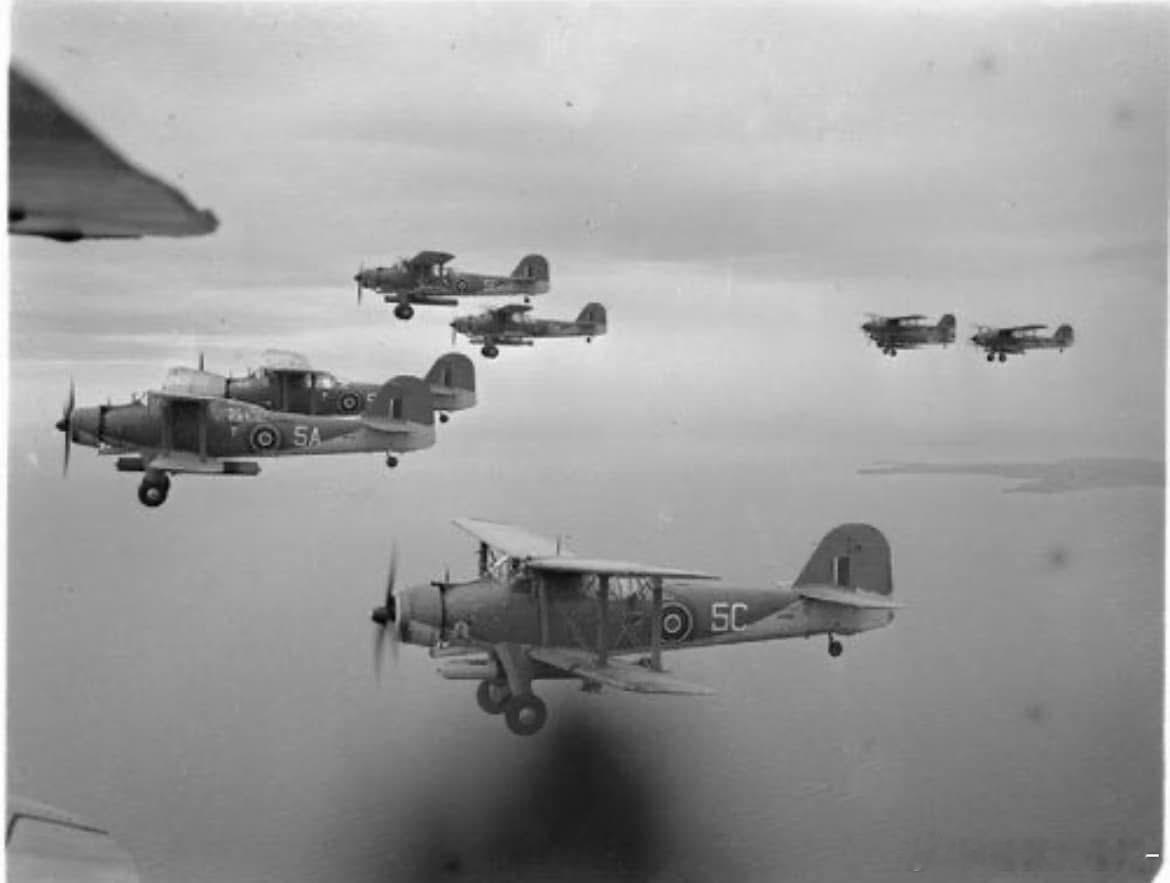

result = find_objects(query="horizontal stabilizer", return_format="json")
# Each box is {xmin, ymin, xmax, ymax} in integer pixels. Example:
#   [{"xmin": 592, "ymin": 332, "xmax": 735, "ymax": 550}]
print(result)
[
  {"xmin": 529, "ymin": 647, "xmax": 714, "ymax": 695},
  {"xmin": 797, "ymin": 585, "xmax": 903, "ymax": 609}
]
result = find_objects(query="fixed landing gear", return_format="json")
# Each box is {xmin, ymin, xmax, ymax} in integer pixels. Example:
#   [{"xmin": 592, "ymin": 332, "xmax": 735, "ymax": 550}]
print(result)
[
  {"xmin": 137, "ymin": 472, "xmax": 171, "ymax": 508},
  {"xmin": 439, "ymin": 412, "xmax": 450, "ymax": 424},
  {"xmin": 476, "ymin": 679, "xmax": 510, "ymax": 715},
  {"xmin": 393, "ymin": 303, "xmax": 415, "ymax": 320},
  {"xmin": 997, "ymin": 352, "xmax": 1007, "ymax": 363},
  {"xmin": 828, "ymin": 634, "xmax": 843, "ymax": 658},
  {"xmin": 504, "ymin": 693, "xmax": 547, "ymax": 736},
  {"xmin": 385, "ymin": 454, "xmax": 399, "ymax": 468},
  {"xmin": 481, "ymin": 344, "xmax": 499, "ymax": 359},
  {"xmin": 986, "ymin": 353, "xmax": 995, "ymax": 362}
]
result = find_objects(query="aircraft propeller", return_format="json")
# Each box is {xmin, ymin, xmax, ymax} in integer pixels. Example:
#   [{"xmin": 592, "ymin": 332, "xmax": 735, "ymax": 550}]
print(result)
[
  {"xmin": 354, "ymin": 264, "xmax": 365, "ymax": 305},
  {"xmin": 372, "ymin": 542, "xmax": 402, "ymax": 680},
  {"xmin": 55, "ymin": 380, "xmax": 75, "ymax": 475},
  {"xmin": 198, "ymin": 351, "xmax": 205, "ymax": 371}
]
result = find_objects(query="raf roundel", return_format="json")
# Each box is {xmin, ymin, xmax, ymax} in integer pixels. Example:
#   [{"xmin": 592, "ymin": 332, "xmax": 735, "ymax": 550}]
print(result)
[
  {"xmin": 660, "ymin": 600, "xmax": 694, "ymax": 643},
  {"xmin": 338, "ymin": 391, "xmax": 362, "ymax": 414},
  {"xmin": 248, "ymin": 423, "xmax": 282, "ymax": 452},
  {"xmin": 455, "ymin": 278, "xmax": 468, "ymax": 292}
]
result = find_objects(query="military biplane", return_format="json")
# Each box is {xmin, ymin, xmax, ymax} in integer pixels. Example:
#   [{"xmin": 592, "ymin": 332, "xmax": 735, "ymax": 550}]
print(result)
[
  {"xmin": 371, "ymin": 518, "xmax": 899, "ymax": 735},
  {"xmin": 860, "ymin": 313, "xmax": 956, "ymax": 356},
  {"xmin": 969, "ymin": 323, "xmax": 1075, "ymax": 362},
  {"xmin": 9, "ymin": 65, "xmax": 218, "ymax": 242},
  {"xmin": 353, "ymin": 251, "xmax": 550, "ymax": 319},
  {"xmin": 450, "ymin": 302, "xmax": 607, "ymax": 358},
  {"xmin": 56, "ymin": 376, "xmax": 435, "ymax": 507},
  {"xmin": 163, "ymin": 350, "xmax": 475, "ymax": 423}
]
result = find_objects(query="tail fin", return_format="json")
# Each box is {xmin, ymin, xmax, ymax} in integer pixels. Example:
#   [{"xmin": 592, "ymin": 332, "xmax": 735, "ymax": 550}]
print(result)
[
  {"xmin": 937, "ymin": 313, "xmax": 956, "ymax": 331},
  {"xmin": 424, "ymin": 352, "xmax": 476, "ymax": 412},
  {"xmin": 511, "ymin": 254, "xmax": 550, "ymax": 285},
  {"xmin": 575, "ymin": 302, "xmax": 607, "ymax": 330},
  {"xmin": 1054, "ymin": 324, "xmax": 1074, "ymax": 347},
  {"xmin": 363, "ymin": 376, "xmax": 436, "ymax": 448},
  {"xmin": 795, "ymin": 524, "xmax": 892, "ymax": 596}
]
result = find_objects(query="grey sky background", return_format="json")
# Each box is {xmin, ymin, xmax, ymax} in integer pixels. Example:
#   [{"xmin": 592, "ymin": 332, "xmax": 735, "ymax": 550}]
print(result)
[{"xmin": 8, "ymin": 3, "xmax": 1166, "ymax": 882}]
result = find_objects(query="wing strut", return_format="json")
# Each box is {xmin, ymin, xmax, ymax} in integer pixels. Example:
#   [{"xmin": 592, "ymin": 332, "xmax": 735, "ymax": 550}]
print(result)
[
  {"xmin": 596, "ymin": 575, "xmax": 610, "ymax": 666},
  {"xmin": 649, "ymin": 576, "xmax": 663, "ymax": 672},
  {"xmin": 197, "ymin": 406, "xmax": 208, "ymax": 461},
  {"xmin": 160, "ymin": 399, "xmax": 173, "ymax": 452}
]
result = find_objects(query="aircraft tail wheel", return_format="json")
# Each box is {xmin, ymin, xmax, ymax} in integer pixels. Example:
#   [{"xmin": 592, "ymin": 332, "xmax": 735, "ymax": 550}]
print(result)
[
  {"xmin": 986, "ymin": 353, "xmax": 994, "ymax": 362},
  {"xmin": 385, "ymin": 454, "xmax": 399, "ymax": 468},
  {"xmin": 828, "ymin": 637, "xmax": 843, "ymax": 658},
  {"xmin": 481, "ymin": 345, "xmax": 499, "ymax": 359},
  {"xmin": 439, "ymin": 412, "xmax": 450, "ymax": 424},
  {"xmin": 394, "ymin": 304, "xmax": 415, "ymax": 320},
  {"xmin": 504, "ymin": 694, "xmax": 547, "ymax": 735},
  {"xmin": 476, "ymin": 680, "xmax": 511, "ymax": 715}
]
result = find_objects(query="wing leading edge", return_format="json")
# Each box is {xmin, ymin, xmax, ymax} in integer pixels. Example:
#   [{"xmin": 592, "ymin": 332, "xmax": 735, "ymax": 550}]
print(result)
[{"xmin": 528, "ymin": 647, "xmax": 714, "ymax": 695}]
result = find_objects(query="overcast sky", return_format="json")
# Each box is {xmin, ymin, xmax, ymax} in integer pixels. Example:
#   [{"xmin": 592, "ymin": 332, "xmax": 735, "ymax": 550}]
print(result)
[{"xmin": 8, "ymin": 4, "xmax": 1166, "ymax": 882}]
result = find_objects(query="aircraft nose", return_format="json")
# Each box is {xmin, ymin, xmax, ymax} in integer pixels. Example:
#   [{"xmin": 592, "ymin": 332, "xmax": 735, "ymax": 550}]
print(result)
[{"xmin": 55, "ymin": 417, "xmax": 68, "ymax": 432}]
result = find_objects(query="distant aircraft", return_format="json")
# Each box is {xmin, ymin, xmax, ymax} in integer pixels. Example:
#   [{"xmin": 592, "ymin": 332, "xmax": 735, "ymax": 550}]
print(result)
[
  {"xmin": 162, "ymin": 350, "xmax": 475, "ymax": 423},
  {"xmin": 56, "ymin": 377, "xmax": 435, "ymax": 507},
  {"xmin": 860, "ymin": 313, "xmax": 956, "ymax": 356},
  {"xmin": 353, "ymin": 251, "xmax": 550, "ymax": 319},
  {"xmin": 8, "ymin": 65, "xmax": 218, "ymax": 241},
  {"xmin": 371, "ymin": 518, "xmax": 899, "ymax": 735},
  {"xmin": 451, "ymin": 303, "xmax": 607, "ymax": 358},
  {"xmin": 969, "ymin": 324, "xmax": 1075, "ymax": 363},
  {"xmin": 7, "ymin": 795, "xmax": 141, "ymax": 882}
]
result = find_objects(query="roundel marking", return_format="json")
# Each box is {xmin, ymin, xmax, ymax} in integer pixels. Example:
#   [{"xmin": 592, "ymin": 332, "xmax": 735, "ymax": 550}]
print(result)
[
  {"xmin": 455, "ymin": 278, "xmax": 468, "ymax": 292},
  {"xmin": 660, "ymin": 600, "xmax": 694, "ymax": 643},
  {"xmin": 249, "ymin": 423, "xmax": 282, "ymax": 452},
  {"xmin": 338, "ymin": 391, "xmax": 362, "ymax": 414}
]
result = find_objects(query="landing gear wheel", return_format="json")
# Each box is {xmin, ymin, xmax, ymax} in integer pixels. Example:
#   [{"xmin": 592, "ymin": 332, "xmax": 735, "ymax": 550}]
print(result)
[
  {"xmin": 137, "ymin": 473, "xmax": 170, "ymax": 508},
  {"xmin": 439, "ymin": 412, "xmax": 450, "ymax": 424},
  {"xmin": 394, "ymin": 304, "xmax": 415, "ymax": 320},
  {"xmin": 828, "ymin": 637, "xmax": 843, "ymax": 658},
  {"xmin": 476, "ymin": 680, "xmax": 511, "ymax": 715},
  {"xmin": 986, "ymin": 353, "xmax": 995, "ymax": 362},
  {"xmin": 481, "ymin": 344, "xmax": 499, "ymax": 359},
  {"xmin": 385, "ymin": 454, "xmax": 399, "ymax": 468},
  {"xmin": 889, "ymin": 348, "xmax": 897, "ymax": 357},
  {"xmin": 504, "ymin": 694, "xmax": 547, "ymax": 735},
  {"xmin": 997, "ymin": 352, "xmax": 1007, "ymax": 363}
]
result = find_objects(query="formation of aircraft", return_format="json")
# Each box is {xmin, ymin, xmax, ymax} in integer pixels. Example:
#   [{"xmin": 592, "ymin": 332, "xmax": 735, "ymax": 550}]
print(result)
[
  {"xmin": 969, "ymin": 323, "xmax": 1075, "ymax": 362},
  {"xmin": 56, "ymin": 375, "xmax": 436, "ymax": 507},
  {"xmin": 162, "ymin": 350, "xmax": 476, "ymax": 423},
  {"xmin": 370, "ymin": 518, "xmax": 898, "ymax": 735},
  {"xmin": 353, "ymin": 250, "xmax": 550, "ymax": 319},
  {"xmin": 8, "ymin": 65, "xmax": 218, "ymax": 242},
  {"xmin": 450, "ymin": 302, "xmax": 608, "ymax": 358},
  {"xmin": 860, "ymin": 313, "xmax": 955, "ymax": 356}
]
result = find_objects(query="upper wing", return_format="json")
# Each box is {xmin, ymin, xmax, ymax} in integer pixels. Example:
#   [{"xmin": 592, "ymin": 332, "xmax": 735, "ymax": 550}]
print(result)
[
  {"xmin": 528, "ymin": 647, "xmax": 714, "ymax": 695},
  {"xmin": 9, "ymin": 66, "xmax": 218, "ymax": 241},
  {"xmin": 528, "ymin": 556, "xmax": 718, "ymax": 580},
  {"xmin": 260, "ymin": 349, "xmax": 313, "ymax": 371},
  {"xmin": 1005, "ymin": 324, "xmax": 1047, "ymax": 335},
  {"xmin": 494, "ymin": 303, "xmax": 534, "ymax": 318},
  {"xmin": 410, "ymin": 250, "xmax": 456, "ymax": 268},
  {"xmin": 797, "ymin": 585, "xmax": 903, "ymax": 609},
  {"xmin": 889, "ymin": 314, "xmax": 927, "ymax": 324},
  {"xmin": 453, "ymin": 517, "xmax": 562, "ymax": 558}
]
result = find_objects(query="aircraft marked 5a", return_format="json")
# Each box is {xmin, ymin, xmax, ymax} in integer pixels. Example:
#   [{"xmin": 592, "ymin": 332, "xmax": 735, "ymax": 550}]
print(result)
[
  {"xmin": 55, "ymin": 376, "xmax": 436, "ymax": 507},
  {"xmin": 353, "ymin": 251, "xmax": 550, "ymax": 320},
  {"xmin": 861, "ymin": 313, "xmax": 956, "ymax": 356},
  {"xmin": 162, "ymin": 350, "xmax": 475, "ymax": 424},
  {"xmin": 450, "ymin": 302, "xmax": 607, "ymax": 359},
  {"xmin": 969, "ymin": 323, "xmax": 1075, "ymax": 363},
  {"xmin": 371, "ymin": 518, "xmax": 900, "ymax": 735}
]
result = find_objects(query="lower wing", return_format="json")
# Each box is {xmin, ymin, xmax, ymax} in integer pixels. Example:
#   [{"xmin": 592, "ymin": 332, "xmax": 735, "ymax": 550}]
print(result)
[{"xmin": 528, "ymin": 646, "xmax": 714, "ymax": 695}]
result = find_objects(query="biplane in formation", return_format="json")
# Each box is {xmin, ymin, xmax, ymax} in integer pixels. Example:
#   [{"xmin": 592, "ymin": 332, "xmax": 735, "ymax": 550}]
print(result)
[
  {"xmin": 353, "ymin": 251, "xmax": 550, "ymax": 320},
  {"xmin": 450, "ymin": 302, "xmax": 607, "ymax": 358},
  {"xmin": 56, "ymin": 375, "xmax": 436, "ymax": 507},
  {"xmin": 860, "ymin": 313, "xmax": 956, "ymax": 356},
  {"xmin": 969, "ymin": 324, "xmax": 1075, "ymax": 362},
  {"xmin": 163, "ymin": 350, "xmax": 475, "ymax": 423},
  {"xmin": 371, "ymin": 518, "xmax": 899, "ymax": 735}
]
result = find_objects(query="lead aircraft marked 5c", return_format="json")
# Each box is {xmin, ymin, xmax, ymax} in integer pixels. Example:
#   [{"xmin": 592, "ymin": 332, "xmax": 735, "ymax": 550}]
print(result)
[{"xmin": 371, "ymin": 518, "xmax": 900, "ymax": 735}]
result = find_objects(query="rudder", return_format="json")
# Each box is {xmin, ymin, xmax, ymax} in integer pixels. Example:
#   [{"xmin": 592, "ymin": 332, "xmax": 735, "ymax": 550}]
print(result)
[
  {"xmin": 795, "ymin": 524, "xmax": 892, "ymax": 596},
  {"xmin": 511, "ymin": 254, "xmax": 550, "ymax": 283},
  {"xmin": 368, "ymin": 375, "xmax": 435, "ymax": 427},
  {"xmin": 576, "ymin": 302, "xmax": 607, "ymax": 329},
  {"xmin": 425, "ymin": 352, "xmax": 476, "ymax": 393}
]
